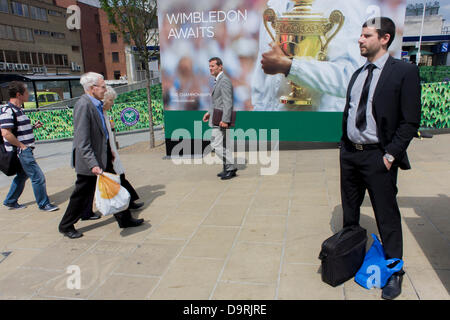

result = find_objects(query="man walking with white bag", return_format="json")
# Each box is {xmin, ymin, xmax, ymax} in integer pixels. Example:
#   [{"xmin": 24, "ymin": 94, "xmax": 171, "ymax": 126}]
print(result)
[{"xmin": 58, "ymin": 72, "xmax": 143, "ymax": 239}]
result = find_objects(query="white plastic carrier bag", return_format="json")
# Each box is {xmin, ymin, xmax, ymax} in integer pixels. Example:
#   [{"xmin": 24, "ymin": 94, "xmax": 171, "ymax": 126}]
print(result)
[{"xmin": 94, "ymin": 172, "xmax": 130, "ymax": 216}]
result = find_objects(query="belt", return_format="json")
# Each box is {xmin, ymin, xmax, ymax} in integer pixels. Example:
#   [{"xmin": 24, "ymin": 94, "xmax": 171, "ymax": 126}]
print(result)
[{"xmin": 346, "ymin": 142, "xmax": 381, "ymax": 151}]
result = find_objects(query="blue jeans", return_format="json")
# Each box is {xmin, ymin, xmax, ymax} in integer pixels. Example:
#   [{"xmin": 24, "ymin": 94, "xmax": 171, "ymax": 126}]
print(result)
[{"xmin": 3, "ymin": 147, "xmax": 50, "ymax": 208}]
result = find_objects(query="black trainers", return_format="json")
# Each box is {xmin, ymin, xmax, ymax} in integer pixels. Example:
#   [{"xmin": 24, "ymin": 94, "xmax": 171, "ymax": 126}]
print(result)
[
  {"xmin": 39, "ymin": 203, "xmax": 59, "ymax": 212},
  {"xmin": 4, "ymin": 203, "xmax": 27, "ymax": 210}
]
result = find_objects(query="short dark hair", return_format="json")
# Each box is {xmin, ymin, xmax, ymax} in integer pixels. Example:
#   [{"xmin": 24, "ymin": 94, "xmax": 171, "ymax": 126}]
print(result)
[
  {"xmin": 363, "ymin": 17, "xmax": 396, "ymax": 48},
  {"xmin": 209, "ymin": 57, "xmax": 223, "ymax": 66},
  {"xmin": 8, "ymin": 81, "xmax": 27, "ymax": 99}
]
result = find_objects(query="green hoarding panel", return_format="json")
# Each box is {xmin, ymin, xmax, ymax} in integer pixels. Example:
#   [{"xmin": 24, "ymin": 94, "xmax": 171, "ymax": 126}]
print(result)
[{"xmin": 164, "ymin": 111, "xmax": 343, "ymax": 142}]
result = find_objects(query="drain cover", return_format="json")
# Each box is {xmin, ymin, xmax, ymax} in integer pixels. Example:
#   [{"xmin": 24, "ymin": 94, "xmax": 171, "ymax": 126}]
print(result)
[{"xmin": 0, "ymin": 252, "xmax": 12, "ymax": 264}]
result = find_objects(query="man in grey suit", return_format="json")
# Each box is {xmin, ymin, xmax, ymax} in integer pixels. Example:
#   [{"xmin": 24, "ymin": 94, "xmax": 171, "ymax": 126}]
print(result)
[
  {"xmin": 202, "ymin": 57, "xmax": 237, "ymax": 180},
  {"xmin": 58, "ymin": 72, "xmax": 143, "ymax": 239}
]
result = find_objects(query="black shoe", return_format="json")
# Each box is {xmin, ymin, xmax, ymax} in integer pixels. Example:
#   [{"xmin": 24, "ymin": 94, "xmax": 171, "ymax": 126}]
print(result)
[
  {"xmin": 129, "ymin": 201, "xmax": 144, "ymax": 210},
  {"xmin": 61, "ymin": 229, "xmax": 83, "ymax": 239},
  {"xmin": 4, "ymin": 203, "xmax": 27, "ymax": 210},
  {"xmin": 221, "ymin": 170, "xmax": 237, "ymax": 180},
  {"xmin": 382, "ymin": 270, "xmax": 405, "ymax": 300},
  {"xmin": 217, "ymin": 170, "xmax": 227, "ymax": 177},
  {"xmin": 81, "ymin": 213, "xmax": 102, "ymax": 221},
  {"xmin": 114, "ymin": 211, "xmax": 144, "ymax": 228},
  {"xmin": 39, "ymin": 203, "xmax": 59, "ymax": 212},
  {"xmin": 117, "ymin": 217, "xmax": 144, "ymax": 228}
]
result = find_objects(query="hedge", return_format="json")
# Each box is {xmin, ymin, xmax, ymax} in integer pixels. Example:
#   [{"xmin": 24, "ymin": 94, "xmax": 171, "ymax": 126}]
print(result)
[
  {"xmin": 419, "ymin": 66, "xmax": 450, "ymax": 83},
  {"xmin": 24, "ymin": 81, "xmax": 450, "ymax": 141},
  {"xmin": 420, "ymin": 81, "xmax": 450, "ymax": 129},
  {"xmin": 28, "ymin": 84, "xmax": 164, "ymax": 141}
]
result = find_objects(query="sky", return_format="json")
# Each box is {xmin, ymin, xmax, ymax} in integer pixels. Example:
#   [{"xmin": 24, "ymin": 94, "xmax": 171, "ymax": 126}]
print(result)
[{"xmin": 407, "ymin": 0, "xmax": 450, "ymax": 24}]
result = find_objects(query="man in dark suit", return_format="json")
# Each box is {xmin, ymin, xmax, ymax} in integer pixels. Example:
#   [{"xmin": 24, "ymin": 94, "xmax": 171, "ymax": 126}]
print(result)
[
  {"xmin": 58, "ymin": 72, "xmax": 143, "ymax": 239},
  {"xmin": 202, "ymin": 57, "xmax": 237, "ymax": 180},
  {"xmin": 340, "ymin": 17, "xmax": 421, "ymax": 300}
]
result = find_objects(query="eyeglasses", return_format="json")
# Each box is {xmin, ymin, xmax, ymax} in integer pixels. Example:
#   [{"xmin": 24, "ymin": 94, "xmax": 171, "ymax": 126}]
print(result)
[{"xmin": 93, "ymin": 85, "xmax": 106, "ymax": 89}]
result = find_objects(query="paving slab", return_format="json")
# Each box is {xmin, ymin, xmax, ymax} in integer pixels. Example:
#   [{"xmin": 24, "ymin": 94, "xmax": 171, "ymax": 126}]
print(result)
[{"xmin": 0, "ymin": 133, "xmax": 448, "ymax": 300}]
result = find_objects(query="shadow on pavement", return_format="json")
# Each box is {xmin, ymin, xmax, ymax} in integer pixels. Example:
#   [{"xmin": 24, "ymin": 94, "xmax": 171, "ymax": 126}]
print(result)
[{"xmin": 330, "ymin": 194, "xmax": 450, "ymax": 295}]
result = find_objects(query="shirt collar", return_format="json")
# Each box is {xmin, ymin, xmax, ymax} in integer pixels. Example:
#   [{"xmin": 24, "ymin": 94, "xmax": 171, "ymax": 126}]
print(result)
[
  {"xmin": 88, "ymin": 94, "xmax": 103, "ymax": 109},
  {"xmin": 8, "ymin": 102, "xmax": 20, "ymax": 110},
  {"xmin": 364, "ymin": 52, "xmax": 389, "ymax": 71},
  {"xmin": 215, "ymin": 71, "xmax": 223, "ymax": 82}
]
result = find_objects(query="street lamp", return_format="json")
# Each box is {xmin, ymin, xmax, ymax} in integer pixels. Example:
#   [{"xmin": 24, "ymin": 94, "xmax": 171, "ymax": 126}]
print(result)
[{"xmin": 417, "ymin": 0, "xmax": 427, "ymax": 65}]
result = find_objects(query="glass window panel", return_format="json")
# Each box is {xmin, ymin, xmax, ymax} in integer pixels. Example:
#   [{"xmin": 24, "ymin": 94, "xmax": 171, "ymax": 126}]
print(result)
[
  {"xmin": 0, "ymin": 0, "xmax": 8, "ymax": 13},
  {"xmin": 5, "ymin": 50, "xmax": 18, "ymax": 63},
  {"xmin": 35, "ymin": 80, "xmax": 70, "ymax": 104},
  {"xmin": 70, "ymin": 80, "xmax": 84, "ymax": 98}
]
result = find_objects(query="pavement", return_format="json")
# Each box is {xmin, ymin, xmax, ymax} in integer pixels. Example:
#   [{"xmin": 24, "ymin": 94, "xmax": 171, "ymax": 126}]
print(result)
[{"xmin": 0, "ymin": 132, "xmax": 448, "ymax": 300}]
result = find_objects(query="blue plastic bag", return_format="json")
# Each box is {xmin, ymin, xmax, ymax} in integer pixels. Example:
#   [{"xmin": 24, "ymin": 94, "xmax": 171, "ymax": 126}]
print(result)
[{"xmin": 355, "ymin": 234, "xmax": 403, "ymax": 289}]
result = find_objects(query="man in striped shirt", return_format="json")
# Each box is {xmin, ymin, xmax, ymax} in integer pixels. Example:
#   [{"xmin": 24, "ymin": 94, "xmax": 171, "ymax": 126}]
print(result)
[{"xmin": 0, "ymin": 81, "xmax": 59, "ymax": 212}]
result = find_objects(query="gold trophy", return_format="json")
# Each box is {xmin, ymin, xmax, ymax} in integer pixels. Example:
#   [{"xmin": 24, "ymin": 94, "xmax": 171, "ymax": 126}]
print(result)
[{"xmin": 263, "ymin": 0, "xmax": 344, "ymax": 106}]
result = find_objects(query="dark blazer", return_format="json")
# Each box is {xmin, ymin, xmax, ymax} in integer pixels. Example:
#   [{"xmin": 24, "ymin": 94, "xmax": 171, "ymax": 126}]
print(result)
[
  {"xmin": 71, "ymin": 94, "xmax": 108, "ymax": 176},
  {"xmin": 341, "ymin": 56, "xmax": 421, "ymax": 170}
]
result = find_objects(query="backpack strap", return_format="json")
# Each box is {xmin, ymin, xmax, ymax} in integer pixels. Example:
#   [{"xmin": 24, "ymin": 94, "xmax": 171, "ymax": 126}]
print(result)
[{"xmin": 0, "ymin": 106, "xmax": 19, "ymax": 150}]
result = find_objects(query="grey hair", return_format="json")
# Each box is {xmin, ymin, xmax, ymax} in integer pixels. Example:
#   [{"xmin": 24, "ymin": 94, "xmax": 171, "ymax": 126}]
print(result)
[
  {"xmin": 103, "ymin": 85, "xmax": 117, "ymax": 101},
  {"xmin": 80, "ymin": 72, "xmax": 104, "ymax": 91}
]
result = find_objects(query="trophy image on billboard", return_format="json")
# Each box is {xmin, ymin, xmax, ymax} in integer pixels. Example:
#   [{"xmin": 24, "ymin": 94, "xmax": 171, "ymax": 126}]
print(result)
[{"xmin": 263, "ymin": 0, "xmax": 344, "ymax": 106}]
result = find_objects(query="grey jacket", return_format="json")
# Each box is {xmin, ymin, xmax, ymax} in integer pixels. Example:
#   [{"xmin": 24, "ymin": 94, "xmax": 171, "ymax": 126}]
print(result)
[
  {"xmin": 71, "ymin": 94, "xmax": 108, "ymax": 176},
  {"xmin": 209, "ymin": 72, "xmax": 233, "ymax": 127}
]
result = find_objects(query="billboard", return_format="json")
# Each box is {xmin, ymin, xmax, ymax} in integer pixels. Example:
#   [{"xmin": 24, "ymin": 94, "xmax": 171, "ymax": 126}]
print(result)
[{"xmin": 157, "ymin": 0, "xmax": 407, "ymax": 113}]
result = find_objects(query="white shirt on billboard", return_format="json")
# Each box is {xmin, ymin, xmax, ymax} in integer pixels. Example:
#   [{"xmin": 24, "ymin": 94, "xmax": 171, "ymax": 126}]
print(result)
[{"xmin": 251, "ymin": 0, "xmax": 374, "ymax": 111}]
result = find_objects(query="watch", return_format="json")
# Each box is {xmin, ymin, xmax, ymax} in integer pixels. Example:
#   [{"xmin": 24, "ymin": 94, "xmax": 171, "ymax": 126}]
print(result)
[{"xmin": 384, "ymin": 153, "xmax": 395, "ymax": 163}]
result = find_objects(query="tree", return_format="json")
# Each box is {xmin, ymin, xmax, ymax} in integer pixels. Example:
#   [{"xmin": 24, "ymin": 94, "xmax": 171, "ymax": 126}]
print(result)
[{"xmin": 100, "ymin": 0, "xmax": 159, "ymax": 148}]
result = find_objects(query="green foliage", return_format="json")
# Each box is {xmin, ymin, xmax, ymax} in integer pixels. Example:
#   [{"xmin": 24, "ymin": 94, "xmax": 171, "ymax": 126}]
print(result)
[
  {"xmin": 420, "ymin": 82, "xmax": 450, "ymax": 129},
  {"xmin": 419, "ymin": 66, "xmax": 450, "ymax": 83},
  {"xmin": 28, "ymin": 84, "xmax": 163, "ymax": 141},
  {"xmin": 28, "ymin": 109, "xmax": 74, "ymax": 141}
]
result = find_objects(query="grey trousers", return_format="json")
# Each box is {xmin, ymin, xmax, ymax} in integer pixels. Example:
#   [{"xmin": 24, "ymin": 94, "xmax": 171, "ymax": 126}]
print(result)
[{"xmin": 211, "ymin": 127, "xmax": 236, "ymax": 171}]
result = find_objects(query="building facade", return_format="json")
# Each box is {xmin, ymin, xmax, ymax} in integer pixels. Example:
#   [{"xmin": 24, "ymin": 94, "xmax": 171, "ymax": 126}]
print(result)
[
  {"xmin": 403, "ymin": 1, "xmax": 449, "ymax": 66},
  {"xmin": 0, "ymin": 0, "xmax": 84, "ymax": 76}
]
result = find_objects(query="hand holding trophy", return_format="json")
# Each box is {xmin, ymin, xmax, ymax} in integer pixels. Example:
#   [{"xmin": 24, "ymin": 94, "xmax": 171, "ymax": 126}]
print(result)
[{"xmin": 263, "ymin": 0, "xmax": 344, "ymax": 106}]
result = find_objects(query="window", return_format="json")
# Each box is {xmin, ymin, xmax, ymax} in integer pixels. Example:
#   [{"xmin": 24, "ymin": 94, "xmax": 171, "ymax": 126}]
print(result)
[
  {"xmin": 94, "ymin": 14, "xmax": 99, "ymax": 23},
  {"xmin": 35, "ymin": 52, "xmax": 43, "ymax": 65},
  {"xmin": 114, "ymin": 70, "xmax": 121, "ymax": 80},
  {"xmin": 98, "ymin": 52, "xmax": 103, "ymax": 62},
  {"xmin": 54, "ymin": 54, "xmax": 64, "ymax": 66},
  {"xmin": 0, "ymin": 0, "xmax": 8, "ymax": 13},
  {"xmin": 34, "ymin": 29, "xmax": 50, "ymax": 37},
  {"xmin": 48, "ymin": 9, "xmax": 62, "ymax": 17},
  {"xmin": 0, "ymin": 25, "xmax": 14, "ymax": 40},
  {"xmin": 5, "ymin": 50, "xmax": 18, "ymax": 63},
  {"xmin": 51, "ymin": 32, "xmax": 65, "ymax": 39},
  {"xmin": 97, "ymin": 33, "xmax": 101, "ymax": 43},
  {"xmin": 30, "ymin": 52, "xmax": 37, "ymax": 65},
  {"xmin": 62, "ymin": 55, "xmax": 68, "ymax": 66},
  {"xmin": 112, "ymin": 52, "xmax": 119, "ymax": 63},
  {"xmin": 11, "ymin": 2, "xmax": 29, "ymax": 17},
  {"xmin": 43, "ymin": 53, "xmax": 54, "ymax": 65},
  {"xmin": 14, "ymin": 27, "xmax": 33, "ymax": 42},
  {"xmin": 110, "ymin": 32, "xmax": 117, "ymax": 43},
  {"xmin": 29, "ymin": 6, "xmax": 47, "ymax": 21},
  {"xmin": 72, "ymin": 46, "xmax": 80, "ymax": 52},
  {"xmin": 19, "ymin": 51, "xmax": 31, "ymax": 64},
  {"xmin": 0, "ymin": 50, "xmax": 5, "ymax": 63}
]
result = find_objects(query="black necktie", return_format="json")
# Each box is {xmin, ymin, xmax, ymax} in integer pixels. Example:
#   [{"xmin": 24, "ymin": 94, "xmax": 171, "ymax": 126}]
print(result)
[{"xmin": 356, "ymin": 63, "xmax": 376, "ymax": 131}]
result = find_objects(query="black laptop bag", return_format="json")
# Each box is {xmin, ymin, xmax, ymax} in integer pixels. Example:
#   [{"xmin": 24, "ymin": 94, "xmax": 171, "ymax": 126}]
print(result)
[{"xmin": 319, "ymin": 225, "xmax": 368, "ymax": 287}]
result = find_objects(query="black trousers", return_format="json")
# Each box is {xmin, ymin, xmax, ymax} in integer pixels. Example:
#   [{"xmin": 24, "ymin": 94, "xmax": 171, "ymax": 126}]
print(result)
[
  {"xmin": 340, "ymin": 143, "xmax": 402, "ymax": 259},
  {"xmin": 59, "ymin": 141, "xmax": 135, "ymax": 232}
]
